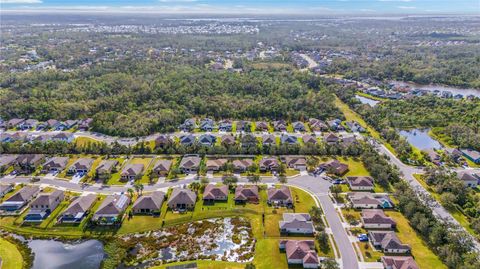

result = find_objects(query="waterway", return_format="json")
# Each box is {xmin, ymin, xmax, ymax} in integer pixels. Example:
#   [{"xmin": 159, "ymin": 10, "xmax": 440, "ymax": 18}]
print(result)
[
  {"xmin": 391, "ymin": 81, "xmax": 480, "ymax": 98},
  {"xmin": 399, "ymin": 129, "xmax": 442, "ymax": 150},
  {"xmin": 355, "ymin": 95, "xmax": 380, "ymax": 106}
]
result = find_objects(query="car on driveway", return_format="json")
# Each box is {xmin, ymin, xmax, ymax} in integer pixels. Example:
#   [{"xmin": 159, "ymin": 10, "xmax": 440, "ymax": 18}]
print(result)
[{"xmin": 358, "ymin": 234, "xmax": 368, "ymax": 242}]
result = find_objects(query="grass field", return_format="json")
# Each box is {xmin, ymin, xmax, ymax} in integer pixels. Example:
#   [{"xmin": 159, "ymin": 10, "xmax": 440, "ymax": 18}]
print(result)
[
  {"xmin": 0, "ymin": 238, "xmax": 23, "ymax": 269},
  {"xmin": 151, "ymin": 260, "xmax": 245, "ymax": 269},
  {"xmin": 75, "ymin": 136, "xmax": 103, "ymax": 147}
]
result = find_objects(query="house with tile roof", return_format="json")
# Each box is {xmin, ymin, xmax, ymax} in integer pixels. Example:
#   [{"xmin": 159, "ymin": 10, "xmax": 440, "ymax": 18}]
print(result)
[
  {"xmin": 280, "ymin": 213, "xmax": 314, "ymax": 235},
  {"xmin": 234, "ymin": 185, "xmax": 259, "ymax": 204},
  {"xmin": 59, "ymin": 194, "xmax": 97, "ymax": 223},
  {"xmin": 132, "ymin": 191, "xmax": 165, "ymax": 215},
  {"xmin": 279, "ymin": 240, "xmax": 318, "ymax": 268},
  {"xmin": 267, "ymin": 186, "xmax": 293, "ymax": 207},
  {"xmin": 361, "ymin": 209, "xmax": 396, "ymax": 229}
]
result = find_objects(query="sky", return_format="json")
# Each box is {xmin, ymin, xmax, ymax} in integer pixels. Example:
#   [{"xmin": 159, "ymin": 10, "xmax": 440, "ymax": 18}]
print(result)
[{"xmin": 0, "ymin": 0, "xmax": 479, "ymax": 15}]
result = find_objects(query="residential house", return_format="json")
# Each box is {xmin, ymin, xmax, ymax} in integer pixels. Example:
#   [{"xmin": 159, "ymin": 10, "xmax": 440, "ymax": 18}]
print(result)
[
  {"xmin": 179, "ymin": 118, "xmax": 196, "ymax": 131},
  {"xmin": 0, "ymin": 185, "xmax": 40, "ymax": 212},
  {"xmin": 460, "ymin": 148, "xmax": 480, "ymax": 164},
  {"xmin": 236, "ymin": 120, "xmax": 250, "ymax": 132},
  {"xmin": 221, "ymin": 134, "xmax": 236, "ymax": 146},
  {"xmin": 458, "ymin": 172, "xmax": 479, "ymax": 188},
  {"xmin": 78, "ymin": 118, "xmax": 93, "ymax": 131},
  {"xmin": 63, "ymin": 120, "xmax": 78, "ymax": 129},
  {"xmin": 0, "ymin": 184, "xmax": 14, "ymax": 198},
  {"xmin": 200, "ymin": 118, "xmax": 215, "ymax": 131},
  {"xmin": 381, "ymin": 256, "xmax": 419, "ymax": 269},
  {"xmin": 120, "ymin": 163, "xmax": 144, "ymax": 181},
  {"xmin": 35, "ymin": 122, "xmax": 47, "ymax": 131},
  {"xmin": 361, "ymin": 209, "xmax": 396, "ymax": 229},
  {"xmin": 279, "ymin": 240, "xmax": 318, "ymax": 268},
  {"xmin": 424, "ymin": 149, "xmax": 441, "ymax": 165},
  {"xmin": 327, "ymin": 119, "xmax": 344, "ymax": 131},
  {"xmin": 179, "ymin": 134, "xmax": 196, "ymax": 146},
  {"xmin": 58, "ymin": 194, "xmax": 97, "ymax": 223},
  {"xmin": 0, "ymin": 155, "xmax": 18, "ymax": 173},
  {"xmin": 206, "ymin": 159, "xmax": 228, "ymax": 171},
  {"xmin": 281, "ymin": 134, "xmax": 297, "ymax": 144},
  {"xmin": 319, "ymin": 160, "xmax": 349, "ymax": 175},
  {"xmin": 198, "ymin": 134, "xmax": 216, "ymax": 146},
  {"xmin": 369, "ymin": 231, "xmax": 411, "ymax": 253},
  {"xmin": 232, "ymin": 159, "xmax": 254, "ymax": 172},
  {"xmin": 262, "ymin": 134, "xmax": 276, "ymax": 145},
  {"xmin": 241, "ymin": 134, "xmax": 257, "ymax": 148},
  {"xmin": 255, "ymin": 121, "xmax": 269, "ymax": 131},
  {"xmin": 152, "ymin": 160, "xmax": 173, "ymax": 177},
  {"xmin": 302, "ymin": 134, "xmax": 317, "ymax": 144},
  {"xmin": 6, "ymin": 118, "xmax": 25, "ymax": 129},
  {"xmin": 19, "ymin": 119, "xmax": 38, "ymax": 130},
  {"xmin": 167, "ymin": 188, "xmax": 197, "ymax": 210},
  {"xmin": 445, "ymin": 148, "xmax": 462, "ymax": 161},
  {"xmin": 284, "ymin": 156, "xmax": 307, "ymax": 170},
  {"xmin": 345, "ymin": 121, "xmax": 365, "ymax": 132},
  {"xmin": 279, "ymin": 213, "xmax": 314, "ymax": 235},
  {"xmin": 1, "ymin": 132, "xmax": 27, "ymax": 143},
  {"xmin": 179, "ymin": 155, "xmax": 201, "ymax": 174},
  {"xmin": 259, "ymin": 157, "xmax": 280, "ymax": 172},
  {"xmin": 234, "ymin": 185, "xmax": 259, "ymax": 204},
  {"xmin": 292, "ymin": 121, "xmax": 306, "ymax": 132},
  {"xmin": 15, "ymin": 154, "xmax": 45, "ymax": 174},
  {"xmin": 41, "ymin": 157, "xmax": 69, "ymax": 174},
  {"xmin": 92, "ymin": 194, "xmax": 130, "ymax": 225},
  {"xmin": 46, "ymin": 119, "xmax": 61, "ymax": 129},
  {"xmin": 67, "ymin": 158, "xmax": 94, "ymax": 175},
  {"xmin": 347, "ymin": 176, "xmax": 374, "ymax": 191},
  {"xmin": 50, "ymin": 132, "xmax": 74, "ymax": 143},
  {"xmin": 218, "ymin": 120, "xmax": 232, "ymax": 132},
  {"xmin": 132, "ymin": 191, "xmax": 165, "ymax": 215},
  {"xmin": 308, "ymin": 118, "xmax": 328, "ymax": 131},
  {"xmin": 155, "ymin": 135, "xmax": 172, "ymax": 148},
  {"xmin": 267, "ymin": 186, "xmax": 293, "ymax": 207},
  {"xmin": 95, "ymin": 160, "xmax": 119, "ymax": 180},
  {"xmin": 273, "ymin": 120, "xmax": 287, "ymax": 132},
  {"xmin": 348, "ymin": 193, "xmax": 394, "ymax": 209},
  {"xmin": 25, "ymin": 190, "xmax": 64, "ymax": 222},
  {"xmin": 341, "ymin": 136, "xmax": 358, "ymax": 147},
  {"xmin": 203, "ymin": 184, "xmax": 229, "ymax": 203},
  {"xmin": 324, "ymin": 133, "xmax": 339, "ymax": 144}
]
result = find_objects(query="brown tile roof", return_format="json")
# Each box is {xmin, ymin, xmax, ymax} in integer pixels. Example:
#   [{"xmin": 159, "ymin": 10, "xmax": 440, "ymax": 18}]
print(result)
[
  {"xmin": 381, "ymin": 256, "xmax": 419, "ymax": 269},
  {"xmin": 260, "ymin": 157, "xmax": 279, "ymax": 169},
  {"xmin": 132, "ymin": 191, "xmax": 165, "ymax": 211},
  {"xmin": 31, "ymin": 190, "xmax": 64, "ymax": 207},
  {"xmin": 283, "ymin": 240, "xmax": 317, "ymax": 263},
  {"xmin": 96, "ymin": 160, "xmax": 118, "ymax": 173},
  {"xmin": 168, "ymin": 188, "xmax": 197, "ymax": 206},
  {"xmin": 369, "ymin": 231, "xmax": 410, "ymax": 251},
  {"xmin": 179, "ymin": 156, "xmax": 201, "ymax": 169},
  {"xmin": 95, "ymin": 194, "xmax": 130, "ymax": 215},
  {"xmin": 62, "ymin": 194, "xmax": 97, "ymax": 216},
  {"xmin": 206, "ymin": 159, "xmax": 228, "ymax": 169},
  {"xmin": 153, "ymin": 160, "xmax": 172, "ymax": 172},
  {"xmin": 232, "ymin": 159, "xmax": 254, "ymax": 170},
  {"xmin": 234, "ymin": 185, "xmax": 259, "ymax": 201},
  {"xmin": 347, "ymin": 176, "xmax": 374, "ymax": 187},
  {"xmin": 361, "ymin": 209, "xmax": 396, "ymax": 225},
  {"xmin": 302, "ymin": 134, "xmax": 317, "ymax": 144},
  {"xmin": 121, "ymin": 163, "xmax": 144, "ymax": 176},
  {"xmin": 267, "ymin": 186, "xmax": 292, "ymax": 203},
  {"xmin": 221, "ymin": 134, "xmax": 236, "ymax": 145},
  {"xmin": 284, "ymin": 156, "xmax": 306, "ymax": 167},
  {"xmin": 5, "ymin": 185, "xmax": 40, "ymax": 202},
  {"xmin": 203, "ymin": 184, "xmax": 228, "ymax": 200}
]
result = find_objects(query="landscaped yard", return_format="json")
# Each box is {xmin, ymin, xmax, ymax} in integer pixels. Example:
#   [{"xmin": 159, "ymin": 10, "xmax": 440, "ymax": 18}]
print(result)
[{"xmin": 0, "ymin": 238, "xmax": 23, "ymax": 269}]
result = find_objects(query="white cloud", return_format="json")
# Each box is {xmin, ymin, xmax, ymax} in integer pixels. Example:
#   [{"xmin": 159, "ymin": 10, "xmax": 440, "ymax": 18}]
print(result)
[
  {"xmin": 397, "ymin": 5, "xmax": 416, "ymax": 9},
  {"xmin": 0, "ymin": 0, "xmax": 42, "ymax": 3}
]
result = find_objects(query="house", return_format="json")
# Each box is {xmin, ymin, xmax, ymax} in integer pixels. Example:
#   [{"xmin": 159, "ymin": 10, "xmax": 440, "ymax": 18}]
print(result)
[
  {"xmin": 241, "ymin": 134, "xmax": 257, "ymax": 148},
  {"xmin": 460, "ymin": 148, "xmax": 480, "ymax": 164},
  {"xmin": 167, "ymin": 188, "xmax": 197, "ymax": 210},
  {"xmin": 179, "ymin": 134, "xmax": 196, "ymax": 146},
  {"xmin": 319, "ymin": 160, "xmax": 349, "ymax": 175},
  {"xmin": 267, "ymin": 186, "xmax": 293, "ymax": 207},
  {"xmin": 424, "ymin": 149, "xmax": 441, "ymax": 165},
  {"xmin": 221, "ymin": 134, "xmax": 236, "ymax": 146},
  {"xmin": 262, "ymin": 134, "xmax": 276, "ymax": 145},
  {"xmin": 152, "ymin": 160, "xmax": 172, "ymax": 177},
  {"xmin": 179, "ymin": 155, "xmax": 201, "ymax": 174},
  {"xmin": 92, "ymin": 194, "xmax": 130, "ymax": 225},
  {"xmin": 95, "ymin": 160, "xmax": 119, "ymax": 180},
  {"xmin": 234, "ymin": 185, "xmax": 259, "ymax": 203},
  {"xmin": 206, "ymin": 159, "xmax": 228, "ymax": 171},
  {"xmin": 381, "ymin": 256, "xmax": 419, "ymax": 269},
  {"xmin": 0, "ymin": 184, "xmax": 14, "ymax": 198},
  {"xmin": 236, "ymin": 120, "xmax": 250, "ymax": 132},
  {"xmin": 445, "ymin": 148, "xmax": 462, "ymax": 161},
  {"xmin": 19, "ymin": 119, "xmax": 38, "ymax": 130},
  {"xmin": 41, "ymin": 157, "xmax": 69, "ymax": 174},
  {"xmin": 120, "ymin": 163, "xmax": 144, "ymax": 181},
  {"xmin": 327, "ymin": 119, "xmax": 344, "ymax": 131},
  {"xmin": 35, "ymin": 122, "xmax": 47, "ymax": 131},
  {"xmin": 203, "ymin": 184, "xmax": 228, "ymax": 202},
  {"xmin": 15, "ymin": 154, "xmax": 45, "ymax": 174},
  {"xmin": 348, "ymin": 193, "xmax": 393, "ymax": 209},
  {"xmin": 273, "ymin": 120, "xmax": 287, "ymax": 132},
  {"xmin": 259, "ymin": 157, "xmax": 280, "ymax": 172},
  {"xmin": 302, "ymin": 134, "xmax": 317, "ymax": 144},
  {"xmin": 284, "ymin": 156, "xmax": 307, "ymax": 170},
  {"xmin": 50, "ymin": 132, "xmax": 74, "ymax": 143},
  {"xmin": 0, "ymin": 155, "xmax": 18, "ymax": 173},
  {"xmin": 324, "ymin": 133, "xmax": 339, "ymax": 144},
  {"xmin": 6, "ymin": 118, "xmax": 25, "ymax": 128},
  {"xmin": 308, "ymin": 118, "xmax": 328, "ymax": 131},
  {"xmin": 279, "ymin": 240, "xmax": 318, "ymax": 268},
  {"xmin": 58, "ymin": 194, "xmax": 97, "ymax": 223},
  {"xmin": 63, "ymin": 120, "xmax": 78, "ymax": 129},
  {"xmin": 67, "ymin": 158, "xmax": 94, "ymax": 175},
  {"xmin": 218, "ymin": 120, "xmax": 232, "ymax": 132},
  {"xmin": 179, "ymin": 118, "xmax": 196, "ymax": 131},
  {"xmin": 341, "ymin": 136, "xmax": 358, "ymax": 147},
  {"xmin": 154, "ymin": 135, "xmax": 172, "ymax": 148},
  {"xmin": 347, "ymin": 176, "xmax": 374, "ymax": 191},
  {"xmin": 457, "ymin": 171, "xmax": 479, "ymax": 188},
  {"xmin": 345, "ymin": 121, "xmax": 365, "ymax": 132},
  {"xmin": 25, "ymin": 190, "xmax": 64, "ymax": 222},
  {"xmin": 232, "ymin": 159, "xmax": 254, "ymax": 172},
  {"xmin": 279, "ymin": 213, "xmax": 314, "ymax": 235},
  {"xmin": 198, "ymin": 134, "xmax": 216, "ymax": 146},
  {"xmin": 200, "ymin": 118, "xmax": 215, "ymax": 131},
  {"xmin": 292, "ymin": 121, "xmax": 306, "ymax": 132},
  {"xmin": 132, "ymin": 191, "xmax": 165, "ymax": 215},
  {"xmin": 255, "ymin": 121, "xmax": 269, "ymax": 131},
  {"xmin": 369, "ymin": 231, "xmax": 410, "ymax": 253},
  {"xmin": 0, "ymin": 185, "xmax": 40, "ymax": 212},
  {"xmin": 361, "ymin": 209, "xmax": 396, "ymax": 229},
  {"xmin": 78, "ymin": 118, "xmax": 93, "ymax": 131},
  {"xmin": 281, "ymin": 134, "xmax": 297, "ymax": 144},
  {"xmin": 46, "ymin": 119, "xmax": 61, "ymax": 129},
  {"xmin": 1, "ymin": 132, "xmax": 27, "ymax": 143}
]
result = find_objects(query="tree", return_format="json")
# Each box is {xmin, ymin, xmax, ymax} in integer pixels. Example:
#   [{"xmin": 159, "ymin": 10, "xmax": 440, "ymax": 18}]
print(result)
[
  {"xmin": 222, "ymin": 174, "xmax": 238, "ymax": 187},
  {"xmin": 248, "ymin": 174, "xmax": 261, "ymax": 185},
  {"xmin": 439, "ymin": 192, "xmax": 457, "ymax": 210},
  {"xmin": 278, "ymin": 175, "xmax": 287, "ymax": 184},
  {"xmin": 322, "ymin": 259, "xmax": 340, "ymax": 269},
  {"xmin": 189, "ymin": 182, "xmax": 201, "ymax": 192},
  {"xmin": 244, "ymin": 263, "xmax": 255, "ymax": 269},
  {"xmin": 330, "ymin": 185, "xmax": 342, "ymax": 199},
  {"xmin": 127, "ymin": 188, "xmax": 134, "ymax": 198},
  {"xmin": 133, "ymin": 183, "xmax": 144, "ymax": 196}
]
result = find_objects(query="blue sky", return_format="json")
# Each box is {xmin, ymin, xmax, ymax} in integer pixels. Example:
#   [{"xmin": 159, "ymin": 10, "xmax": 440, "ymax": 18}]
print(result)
[{"xmin": 1, "ymin": 0, "xmax": 479, "ymax": 14}]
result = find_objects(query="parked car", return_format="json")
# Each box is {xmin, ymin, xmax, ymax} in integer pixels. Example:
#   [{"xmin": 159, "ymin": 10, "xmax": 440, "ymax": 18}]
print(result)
[{"xmin": 358, "ymin": 234, "xmax": 368, "ymax": 242}]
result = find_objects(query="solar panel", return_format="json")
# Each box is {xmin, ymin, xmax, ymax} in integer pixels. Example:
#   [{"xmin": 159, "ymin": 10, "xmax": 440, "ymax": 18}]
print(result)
[{"xmin": 116, "ymin": 195, "xmax": 128, "ymax": 209}]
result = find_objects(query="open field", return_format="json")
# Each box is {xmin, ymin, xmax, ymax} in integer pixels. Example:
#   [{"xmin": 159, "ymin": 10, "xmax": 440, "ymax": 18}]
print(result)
[{"xmin": 0, "ymin": 238, "xmax": 23, "ymax": 269}]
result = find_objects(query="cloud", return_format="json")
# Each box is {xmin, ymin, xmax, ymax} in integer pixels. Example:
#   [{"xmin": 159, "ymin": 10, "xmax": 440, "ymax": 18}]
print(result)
[
  {"xmin": 158, "ymin": 0, "xmax": 198, "ymax": 2},
  {"xmin": 397, "ymin": 5, "xmax": 416, "ymax": 9},
  {"xmin": 0, "ymin": 0, "xmax": 42, "ymax": 3}
]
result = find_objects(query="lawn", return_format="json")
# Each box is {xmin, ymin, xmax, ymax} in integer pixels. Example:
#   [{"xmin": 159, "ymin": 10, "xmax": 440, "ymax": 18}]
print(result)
[
  {"xmin": 340, "ymin": 157, "xmax": 370, "ymax": 177},
  {"xmin": 151, "ymin": 260, "xmax": 245, "ymax": 269},
  {"xmin": 388, "ymin": 211, "xmax": 446, "ymax": 269},
  {"xmin": 75, "ymin": 136, "xmax": 102, "ymax": 147},
  {"xmin": 285, "ymin": 169, "xmax": 300, "ymax": 177},
  {"xmin": 0, "ymin": 238, "xmax": 23, "ymax": 269},
  {"xmin": 358, "ymin": 241, "xmax": 383, "ymax": 262},
  {"xmin": 105, "ymin": 158, "xmax": 127, "ymax": 185},
  {"xmin": 254, "ymin": 239, "xmax": 289, "ymax": 269},
  {"xmin": 291, "ymin": 186, "xmax": 317, "ymax": 213}
]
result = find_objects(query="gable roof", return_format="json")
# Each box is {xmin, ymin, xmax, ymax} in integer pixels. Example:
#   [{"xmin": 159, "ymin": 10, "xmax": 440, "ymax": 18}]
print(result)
[
  {"xmin": 283, "ymin": 240, "xmax": 317, "ymax": 263},
  {"xmin": 168, "ymin": 188, "xmax": 197, "ymax": 205},
  {"xmin": 381, "ymin": 256, "xmax": 419, "ymax": 269},
  {"xmin": 132, "ymin": 191, "xmax": 165, "ymax": 211},
  {"xmin": 302, "ymin": 134, "xmax": 317, "ymax": 144},
  {"xmin": 43, "ymin": 157, "xmax": 69, "ymax": 169},
  {"xmin": 369, "ymin": 231, "xmax": 410, "ymax": 250},
  {"xmin": 221, "ymin": 134, "xmax": 236, "ymax": 145},
  {"xmin": 153, "ymin": 160, "xmax": 173, "ymax": 172},
  {"xmin": 232, "ymin": 159, "xmax": 254, "ymax": 169},
  {"xmin": 361, "ymin": 209, "xmax": 396, "ymax": 225},
  {"xmin": 179, "ymin": 156, "xmax": 201, "ymax": 169},
  {"xmin": 234, "ymin": 185, "xmax": 259, "ymax": 200},
  {"xmin": 70, "ymin": 158, "xmax": 94, "ymax": 170},
  {"xmin": 260, "ymin": 157, "xmax": 279, "ymax": 168},
  {"xmin": 206, "ymin": 159, "xmax": 228, "ymax": 169},
  {"xmin": 280, "ymin": 213, "xmax": 314, "ymax": 231},
  {"xmin": 31, "ymin": 190, "xmax": 64, "ymax": 207},
  {"xmin": 203, "ymin": 184, "xmax": 229, "ymax": 199},
  {"xmin": 284, "ymin": 156, "xmax": 306, "ymax": 167},
  {"xmin": 121, "ymin": 163, "xmax": 144, "ymax": 176},
  {"xmin": 5, "ymin": 186, "xmax": 40, "ymax": 202},
  {"xmin": 268, "ymin": 186, "xmax": 292, "ymax": 202},
  {"xmin": 95, "ymin": 194, "xmax": 130, "ymax": 215},
  {"xmin": 347, "ymin": 176, "xmax": 374, "ymax": 187},
  {"xmin": 62, "ymin": 194, "xmax": 97, "ymax": 216},
  {"xmin": 96, "ymin": 160, "xmax": 118, "ymax": 173}
]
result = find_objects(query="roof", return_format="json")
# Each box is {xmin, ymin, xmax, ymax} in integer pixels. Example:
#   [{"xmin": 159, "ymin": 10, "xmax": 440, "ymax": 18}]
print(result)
[
  {"xmin": 206, "ymin": 159, "xmax": 228, "ymax": 169},
  {"xmin": 324, "ymin": 132, "xmax": 339, "ymax": 142},
  {"xmin": 95, "ymin": 194, "xmax": 130, "ymax": 215},
  {"xmin": 461, "ymin": 148, "xmax": 480, "ymax": 160},
  {"xmin": 255, "ymin": 121, "xmax": 268, "ymax": 129},
  {"xmin": 5, "ymin": 185, "xmax": 40, "ymax": 202},
  {"xmin": 361, "ymin": 209, "xmax": 396, "ymax": 225},
  {"xmin": 16, "ymin": 154, "xmax": 44, "ymax": 165},
  {"xmin": 179, "ymin": 156, "xmax": 201, "ymax": 169},
  {"xmin": 0, "ymin": 155, "xmax": 18, "ymax": 167},
  {"xmin": 302, "ymin": 134, "xmax": 317, "ymax": 144},
  {"xmin": 234, "ymin": 185, "xmax": 259, "ymax": 200},
  {"xmin": 458, "ymin": 171, "xmax": 478, "ymax": 182},
  {"xmin": 262, "ymin": 134, "xmax": 275, "ymax": 143},
  {"xmin": 284, "ymin": 156, "xmax": 306, "ymax": 167},
  {"xmin": 121, "ymin": 163, "xmax": 144, "ymax": 176},
  {"xmin": 203, "ymin": 184, "xmax": 229, "ymax": 200},
  {"xmin": 62, "ymin": 194, "xmax": 97, "ymax": 216},
  {"xmin": 179, "ymin": 134, "xmax": 195, "ymax": 144},
  {"xmin": 232, "ymin": 159, "xmax": 254, "ymax": 169},
  {"xmin": 43, "ymin": 157, "xmax": 69, "ymax": 169},
  {"xmin": 320, "ymin": 159, "xmax": 349, "ymax": 174},
  {"xmin": 70, "ymin": 158, "xmax": 94, "ymax": 170},
  {"xmin": 153, "ymin": 160, "xmax": 173, "ymax": 172},
  {"xmin": 31, "ymin": 190, "xmax": 63, "ymax": 207},
  {"xmin": 283, "ymin": 240, "xmax": 317, "ymax": 262},
  {"xmin": 280, "ymin": 213, "xmax": 314, "ymax": 231},
  {"xmin": 381, "ymin": 256, "xmax": 419, "ymax": 269},
  {"xmin": 260, "ymin": 157, "xmax": 279, "ymax": 168},
  {"xmin": 347, "ymin": 176, "xmax": 374, "ymax": 187},
  {"xmin": 96, "ymin": 160, "xmax": 118, "ymax": 173},
  {"xmin": 268, "ymin": 186, "xmax": 292, "ymax": 202},
  {"xmin": 132, "ymin": 191, "xmax": 165, "ymax": 211},
  {"xmin": 168, "ymin": 188, "xmax": 197, "ymax": 205},
  {"xmin": 221, "ymin": 134, "xmax": 235, "ymax": 144},
  {"xmin": 369, "ymin": 231, "xmax": 410, "ymax": 250},
  {"xmin": 348, "ymin": 193, "xmax": 381, "ymax": 206}
]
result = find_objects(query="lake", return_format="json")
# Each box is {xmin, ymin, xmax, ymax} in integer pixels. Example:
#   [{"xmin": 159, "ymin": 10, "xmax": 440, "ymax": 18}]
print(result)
[
  {"xmin": 355, "ymin": 95, "xmax": 380, "ymax": 106},
  {"xmin": 391, "ymin": 81, "xmax": 480, "ymax": 98},
  {"xmin": 28, "ymin": 239, "xmax": 104, "ymax": 269},
  {"xmin": 399, "ymin": 129, "xmax": 442, "ymax": 150}
]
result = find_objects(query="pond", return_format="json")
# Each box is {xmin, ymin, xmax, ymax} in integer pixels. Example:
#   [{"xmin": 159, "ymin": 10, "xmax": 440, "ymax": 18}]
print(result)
[
  {"xmin": 355, "ymin": 95, "xmax": 380, "ymax": 106},
  {"xmin": 28, "ymin": 239, "xmax": 104, "ymax": 269},
  {"xmin": 391, "ymin": 81, "xmax": 480, "ymax": 98},
  {"xmin": 399, "ymin": 129, "xmax": 442, "ymax": 150}
]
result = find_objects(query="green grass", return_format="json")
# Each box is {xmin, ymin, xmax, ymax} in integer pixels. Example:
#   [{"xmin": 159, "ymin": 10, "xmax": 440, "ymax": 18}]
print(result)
[
  {"xmin": 291, "ymin": 186, "xmax": 317, "ymax": 213},
  {"xmin": 151, "ymin": 260, "xmax": 245, "ymax": 269},
  {"xmin": 75, "ymin": 136, "xmax": 102, "ymax": 147},
  {"xmin": 285, "ymin": 169, "xmax": 300, "ymax": 177},
  {"xmin": 0, "ymin": 238, "xmax": 23, "ymax": 269},
  {"xmin": 340, "ymin": 157, "xmax": 370, "ymax": 177},
  {"xmin": 254, "ymin": 239, "xmax": 289, "ymax": 269},
  {"xmin": 105, "ymin": 158, "xmax": 127, "ymax": 185},
  {"xmin": 359, "ymin": 241, "xmax": 383, "ymax": 262}
]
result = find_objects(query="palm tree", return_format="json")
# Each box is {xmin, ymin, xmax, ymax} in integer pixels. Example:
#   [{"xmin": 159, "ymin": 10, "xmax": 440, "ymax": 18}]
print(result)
[
  {"xmin": 248, "ymin": 174, "xmax": 261, "ymax": 185},
  {"xmin": 127, "ymin": 188, "xmax": 134, "ymax": 198}
]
